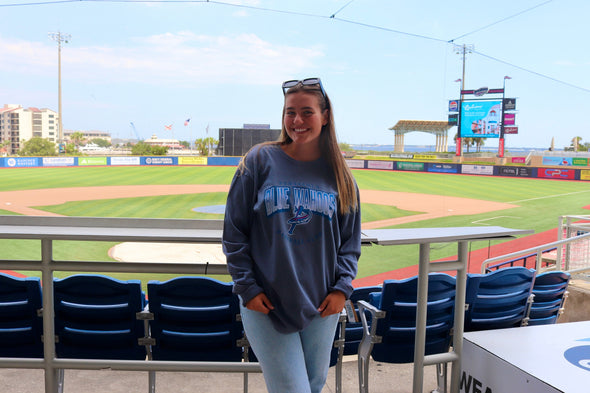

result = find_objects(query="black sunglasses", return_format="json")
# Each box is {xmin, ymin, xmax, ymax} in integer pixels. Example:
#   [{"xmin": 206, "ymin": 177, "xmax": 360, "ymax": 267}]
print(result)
[{"xmin": 282, "ymin": 78, "xmax": 329, "ymax": 108}]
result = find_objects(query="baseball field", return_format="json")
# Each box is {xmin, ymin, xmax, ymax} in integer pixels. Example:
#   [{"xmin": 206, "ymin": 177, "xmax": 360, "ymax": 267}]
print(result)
[{"xmin": 1, "ymin": 165, "xmax": 589, "ymax": 285}]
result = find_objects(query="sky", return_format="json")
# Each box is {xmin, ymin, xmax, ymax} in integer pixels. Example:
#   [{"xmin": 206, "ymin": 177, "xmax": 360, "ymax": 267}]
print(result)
[{"xmin": 0, "ymin": 0, "xmax": 588, "ymax": 150}]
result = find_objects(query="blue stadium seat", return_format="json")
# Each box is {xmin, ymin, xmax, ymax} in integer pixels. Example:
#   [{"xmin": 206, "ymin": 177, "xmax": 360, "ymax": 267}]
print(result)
[
  {"xmin": 147, "ymin": 276, "xmax": 249, "ymax": 392},
  {"xmin": 465, "ymin": 266, "xmax": 536, "ymax": 331},
  {"xmin": 0, "ymin": 273, "xmax": 43, "ymax": 358},
  {"xmin": 528, "ymin": 271, "xmax": 571, "ymax": 325},
  {"xmin": 357, "ymin": 274, "xmax": 456, "ymax": 393}
]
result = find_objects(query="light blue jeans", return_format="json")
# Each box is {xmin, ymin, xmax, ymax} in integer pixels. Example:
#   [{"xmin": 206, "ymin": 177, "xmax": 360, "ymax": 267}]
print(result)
[{"xmin": 240, "ymin": 302, "xmax": 339, "ymax": 393}]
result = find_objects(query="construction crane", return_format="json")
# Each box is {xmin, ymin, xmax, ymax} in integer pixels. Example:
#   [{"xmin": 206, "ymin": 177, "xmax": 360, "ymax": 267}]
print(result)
[{"xmin": 129, "ymin": 122, "xmax": 142, "ymax": 142}]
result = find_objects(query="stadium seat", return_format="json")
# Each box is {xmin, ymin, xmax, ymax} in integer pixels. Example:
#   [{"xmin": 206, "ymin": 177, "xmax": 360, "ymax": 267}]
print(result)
[
  {"xmin": 0, "ymin": 273, "xmax": 43, "ymax": 358},
  {"xmin": 357, "ymin": 274, "xmax": 456, "ymax": 393},
  {"xmin": 53, "ymin": 274, "xmax": 147, "ymax": 393},
  {"xmin": 464, "ymin": 266, "xmax": 536, "ymax": 332},
  {"xmin": 146, "ymin": 276, "xmax": 250, "ymax": 393},
  {"xmin": 528, "ymin": 271, "xmax": 571, "ymax": 325}
]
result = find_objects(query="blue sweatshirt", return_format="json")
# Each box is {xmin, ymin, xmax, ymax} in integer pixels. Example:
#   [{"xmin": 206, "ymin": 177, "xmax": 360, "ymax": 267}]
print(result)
[{"xmin": 222, "ymin": 144, "xmax": 361, "ymax": 334}]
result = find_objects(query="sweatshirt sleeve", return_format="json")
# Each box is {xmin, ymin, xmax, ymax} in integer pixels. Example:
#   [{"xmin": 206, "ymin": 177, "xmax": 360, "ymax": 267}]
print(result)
[
  {"xmin": 330, "ymin": 186, "xmax": 361, "ymax": 299},
  {"xmin": 222, "ymin": 164, "xmax": 264, "ymax": 306}
]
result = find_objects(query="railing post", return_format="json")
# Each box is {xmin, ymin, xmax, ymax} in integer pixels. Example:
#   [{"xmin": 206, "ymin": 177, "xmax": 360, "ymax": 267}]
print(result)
[
  {"xmin": 451, "ymin": 240, "xmax": 468, "ymax": 393},
  {"xmin": 412, "ymin": 243, "xmax": 430, "ymax": 393},
  {"xmin": 41, "ymin": 239, "xmax": 58, "ymax": 393}
]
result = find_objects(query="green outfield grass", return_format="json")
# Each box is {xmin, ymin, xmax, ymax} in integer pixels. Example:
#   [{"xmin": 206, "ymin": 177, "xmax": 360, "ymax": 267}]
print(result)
[{"xmin": 1, "ymin": 165, "xmax": 589, "ymax": 284}]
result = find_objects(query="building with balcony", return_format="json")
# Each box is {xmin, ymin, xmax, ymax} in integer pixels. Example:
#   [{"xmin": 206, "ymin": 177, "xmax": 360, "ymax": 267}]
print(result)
[
  {"xmin": 0, "ymin": 104, "xmax": 58, "ymax": 154},
  {"xmin": 64, "ymin": 129, "xmax": 112, "ymax": 144}
]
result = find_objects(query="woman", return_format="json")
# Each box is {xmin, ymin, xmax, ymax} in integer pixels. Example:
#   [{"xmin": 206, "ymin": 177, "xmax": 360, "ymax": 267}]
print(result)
[{"xmin": 222, "ymin": 77, "xmax": 361, "ymax": 393}]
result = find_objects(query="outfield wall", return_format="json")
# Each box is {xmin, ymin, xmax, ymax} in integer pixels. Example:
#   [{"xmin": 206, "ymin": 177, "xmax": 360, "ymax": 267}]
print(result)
[{"xmin": 1, "ymin": 155, "xmax": 589, "ymax": 181}]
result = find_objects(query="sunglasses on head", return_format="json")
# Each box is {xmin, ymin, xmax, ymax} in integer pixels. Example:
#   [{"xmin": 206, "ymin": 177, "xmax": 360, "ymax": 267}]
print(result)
[{"xmin": 282, "ymin": 78, "xmax": 329, "ymax": 108}]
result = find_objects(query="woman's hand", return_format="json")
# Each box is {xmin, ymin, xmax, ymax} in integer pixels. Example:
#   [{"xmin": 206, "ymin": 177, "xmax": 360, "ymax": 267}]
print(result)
[
  {"xmin": 246, "ymin": 293, "xmax": 275, "ymax": 314},
  {"xmin": 318, "ymin": 290, "xmax": 346, "ymax": 318}
]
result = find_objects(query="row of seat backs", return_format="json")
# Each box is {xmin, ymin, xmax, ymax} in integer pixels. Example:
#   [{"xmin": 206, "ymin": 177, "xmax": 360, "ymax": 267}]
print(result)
[
  {"xmin": 353, "ymin": 267, "xmax": 570, "ymax": 363},
  {"xmin": 0, "ymin": 273, "xmax": 245, "ymax": 362},
  {"xmin": 0, "ymin": 268, "xmax": 571, "ymax": 361}
]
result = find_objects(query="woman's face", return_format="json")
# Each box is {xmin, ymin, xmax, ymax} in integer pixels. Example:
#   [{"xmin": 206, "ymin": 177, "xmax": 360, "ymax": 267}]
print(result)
[{"xmin": 283, "ymin": 91, "xmax": 328, "ymax": 149}]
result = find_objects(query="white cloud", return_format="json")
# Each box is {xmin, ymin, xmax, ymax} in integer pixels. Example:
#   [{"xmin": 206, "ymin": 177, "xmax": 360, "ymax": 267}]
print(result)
[{"xmin": 0, "ymin": 32, "xmax": 324, "ymax": 87}]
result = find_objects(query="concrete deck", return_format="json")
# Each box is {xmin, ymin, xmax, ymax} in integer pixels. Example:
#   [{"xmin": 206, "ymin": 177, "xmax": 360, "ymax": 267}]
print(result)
[{"xmin": 0, "ymin": 357, "xmax": 441, "ymax": 393}]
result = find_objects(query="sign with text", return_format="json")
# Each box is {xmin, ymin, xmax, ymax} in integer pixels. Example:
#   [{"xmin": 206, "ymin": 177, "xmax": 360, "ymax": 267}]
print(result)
[
  {"xmin": 503, "ymin": 113, "xmax": 516, "ymax": 125},
  {"xmin": 537, "ymin": 168, "xmax": 575, "ymax": 180},
  {"xmin": 498, "ymin": 166, "xmax": 534, "ymax": 178},
  {"xmin": 461, "ymin": 165, "xmax": 494, "ymax": 175},
  {"xmin": 460, "ymin": 100, "xmax": 502, "ymax": 138},
  {"xmin": 448, "ymin": 113, "xmax": 458, "ymax": 125},
  {"xmin": 427, "ymin": 163, "xmax": 459, "ymax": 173},
  {"xmin": 504, "ymin": 126, "xmax": 519, "ymax": 134},
  {"xmin": 503, "ymin": 98, "xmax": 516, "ymax": 110},
  {"xmin": 367, "ymin": 160, "xmax": 394, "ymax": 170},
  {"xmin": 397, "ymin": 162, "xmax": 424, "ymax": 171}
]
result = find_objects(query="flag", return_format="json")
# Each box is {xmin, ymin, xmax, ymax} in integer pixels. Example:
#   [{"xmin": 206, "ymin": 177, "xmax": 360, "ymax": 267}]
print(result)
[
  {"xmin": 184, "ymin": 118, "xmax": 191, "ymax": 126},
  {"xmin": 164, "ymin": 124, "xmax": 172, "ymax": 131},
  {"xmin": 504, "ymin": 76, "xmax": 512, "ymax": 80},
  {"xmin": 206, "ymin": 123, "xmax": 209, "ymax": 135},
  {"xmin": 454, "ymin": 78, "xmax": 462, "ymax": 82}
]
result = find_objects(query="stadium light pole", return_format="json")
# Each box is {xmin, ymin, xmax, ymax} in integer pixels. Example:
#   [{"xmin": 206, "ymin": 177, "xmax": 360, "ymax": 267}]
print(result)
[
  {"xmin": 454, "ymin": 44, "xmax": 473, "ymax": 157},
  {"xmin": 48, "ymin": 31, "xmax": 70, "ymax": 149},
  {"xmin": 498, "ymin": 75, "xmax": 511, "ymax": 158}
]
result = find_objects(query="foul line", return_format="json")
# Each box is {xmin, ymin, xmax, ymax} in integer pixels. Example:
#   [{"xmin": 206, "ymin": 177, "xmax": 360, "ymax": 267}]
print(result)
[
  {"xmin": 472, "ymin": 216, "xmax": 522, "ymax": 225},
  {"xmin": 509, "ymin": 190, "xmax": 590, "ymax": 204}
]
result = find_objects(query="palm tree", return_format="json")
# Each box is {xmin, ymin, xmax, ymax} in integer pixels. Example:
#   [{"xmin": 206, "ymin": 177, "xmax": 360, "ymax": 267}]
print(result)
[
  {"xmin": 69, "ymin": 131, "xmax": 85, "ymax": 149},
  {"xmin": 463, "ymin": 137, "xmax": 475, "ymax": 153},
  {"xmin": 572, "ymin": 136, "xmax": 583, "ymax": 152},
  {"xmin": 474, "ymin": 137, "xmax": 485, "ymax": 153}
]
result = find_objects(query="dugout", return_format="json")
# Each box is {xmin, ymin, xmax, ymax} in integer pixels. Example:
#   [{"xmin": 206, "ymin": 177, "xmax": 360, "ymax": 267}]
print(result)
[{"xmin": 217, "ymin": 125, "xmax": 281, "ymax": 156}]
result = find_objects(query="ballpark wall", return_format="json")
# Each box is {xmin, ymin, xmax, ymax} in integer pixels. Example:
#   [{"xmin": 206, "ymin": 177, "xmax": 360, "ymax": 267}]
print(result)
[{"xmin": 0, "ymin": 156, "xmax": 588, "ymax": 181}]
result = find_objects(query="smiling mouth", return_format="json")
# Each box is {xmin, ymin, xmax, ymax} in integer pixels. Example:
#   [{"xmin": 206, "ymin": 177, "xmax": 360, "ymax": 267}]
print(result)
[{"xmin": 292, "ymin": 128, "xmax": 308, "ymax": 133}]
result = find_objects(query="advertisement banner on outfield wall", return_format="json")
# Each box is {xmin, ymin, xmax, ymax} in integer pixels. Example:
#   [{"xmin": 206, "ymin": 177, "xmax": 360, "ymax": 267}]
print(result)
[
  {"xmin": 427, "ymin": 163, "xmax": 459, "ymax": 173},
  {"xmin": 345, "ymin": 159, "xmax": 365, "ymax": 169},
  {"xmin": 3, "ymin": 157, "xmax": 41, "ymax": 167},
  {"xmin": 179, "ymin": 157, "xmax": 208, "ymax": 165},
  {"xmin": 397, "ymin": 162, "xmax": 424, "ymax": 171},
  {"xmin": 537, "ymin": 168, "xmax": 575, "ymax": 180},
  {"xmin": 572, "ymin": 157, "xmax": 589, "ymax": 166},
  {"xmin": 367, "ymin": 160, "xmax": 394, "ymax": 170},
  {"xmin": 511, "ymin": 157, "xmax": 526, "ymax": 164},
  {"xmin": 580, "ymin": 170, "xmax": 590, "ymax": 181},
  {"xmin": 42, "ymin": 157, "xmax": 75, "ymax": 167},
  {"xmin": 207, "ymin": 157, "xmax": 242, "ymax": 166},
  {"xmin": 498, "ymin": 166, "xmax": 534, "ymax": 178},
  {"xmin": 78, "ymin": 157, "xmax": 107, "ymax": 166},
  {"xmin": 110, "ymin": 157, "xmax": 140, "ymax": 166},
  {"xmin": 543, "ymin": 157, "xmax": 573, "ymax": 166},
  {"xmin": 141, "ymin": 157, "xmax": 177, "ymax": 165},
  {"xmin": 461, "ymin": 165, "xmax": 494, "ymax": 175}
]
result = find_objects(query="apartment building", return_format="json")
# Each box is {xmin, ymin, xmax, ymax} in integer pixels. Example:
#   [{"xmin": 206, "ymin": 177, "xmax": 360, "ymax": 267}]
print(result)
[
  {"xmin": 0, "ymin": 104, "xmax": 58, "ymax": 154},
  {"xmin": 64, "ymin": 129, "xmax": 112, "ymax": 143}
]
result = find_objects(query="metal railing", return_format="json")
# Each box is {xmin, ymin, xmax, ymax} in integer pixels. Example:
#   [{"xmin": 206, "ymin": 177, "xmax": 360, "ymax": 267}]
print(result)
[
  {"xmin": 0, "ymin": 216, "xmax": 262, "ymax": 393},
  {"xmin": 481, "ymin": 215, "xmax": 590, "ymax": 275},
  {"xmin": 0, "ymin": 216, "xmax": 533, "ymax": 393}
]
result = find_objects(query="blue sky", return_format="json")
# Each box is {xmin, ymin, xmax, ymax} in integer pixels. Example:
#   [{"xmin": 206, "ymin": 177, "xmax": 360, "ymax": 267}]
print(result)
[{"xmin": 0, "ymin": 0, "xmax": 588, "ymax": 150}]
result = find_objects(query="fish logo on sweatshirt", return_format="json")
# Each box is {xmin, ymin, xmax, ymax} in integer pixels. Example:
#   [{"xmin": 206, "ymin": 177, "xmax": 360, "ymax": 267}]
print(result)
[{"xmin": 287, "ymin": 205, "xmax": 312, "ymax": 234}]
